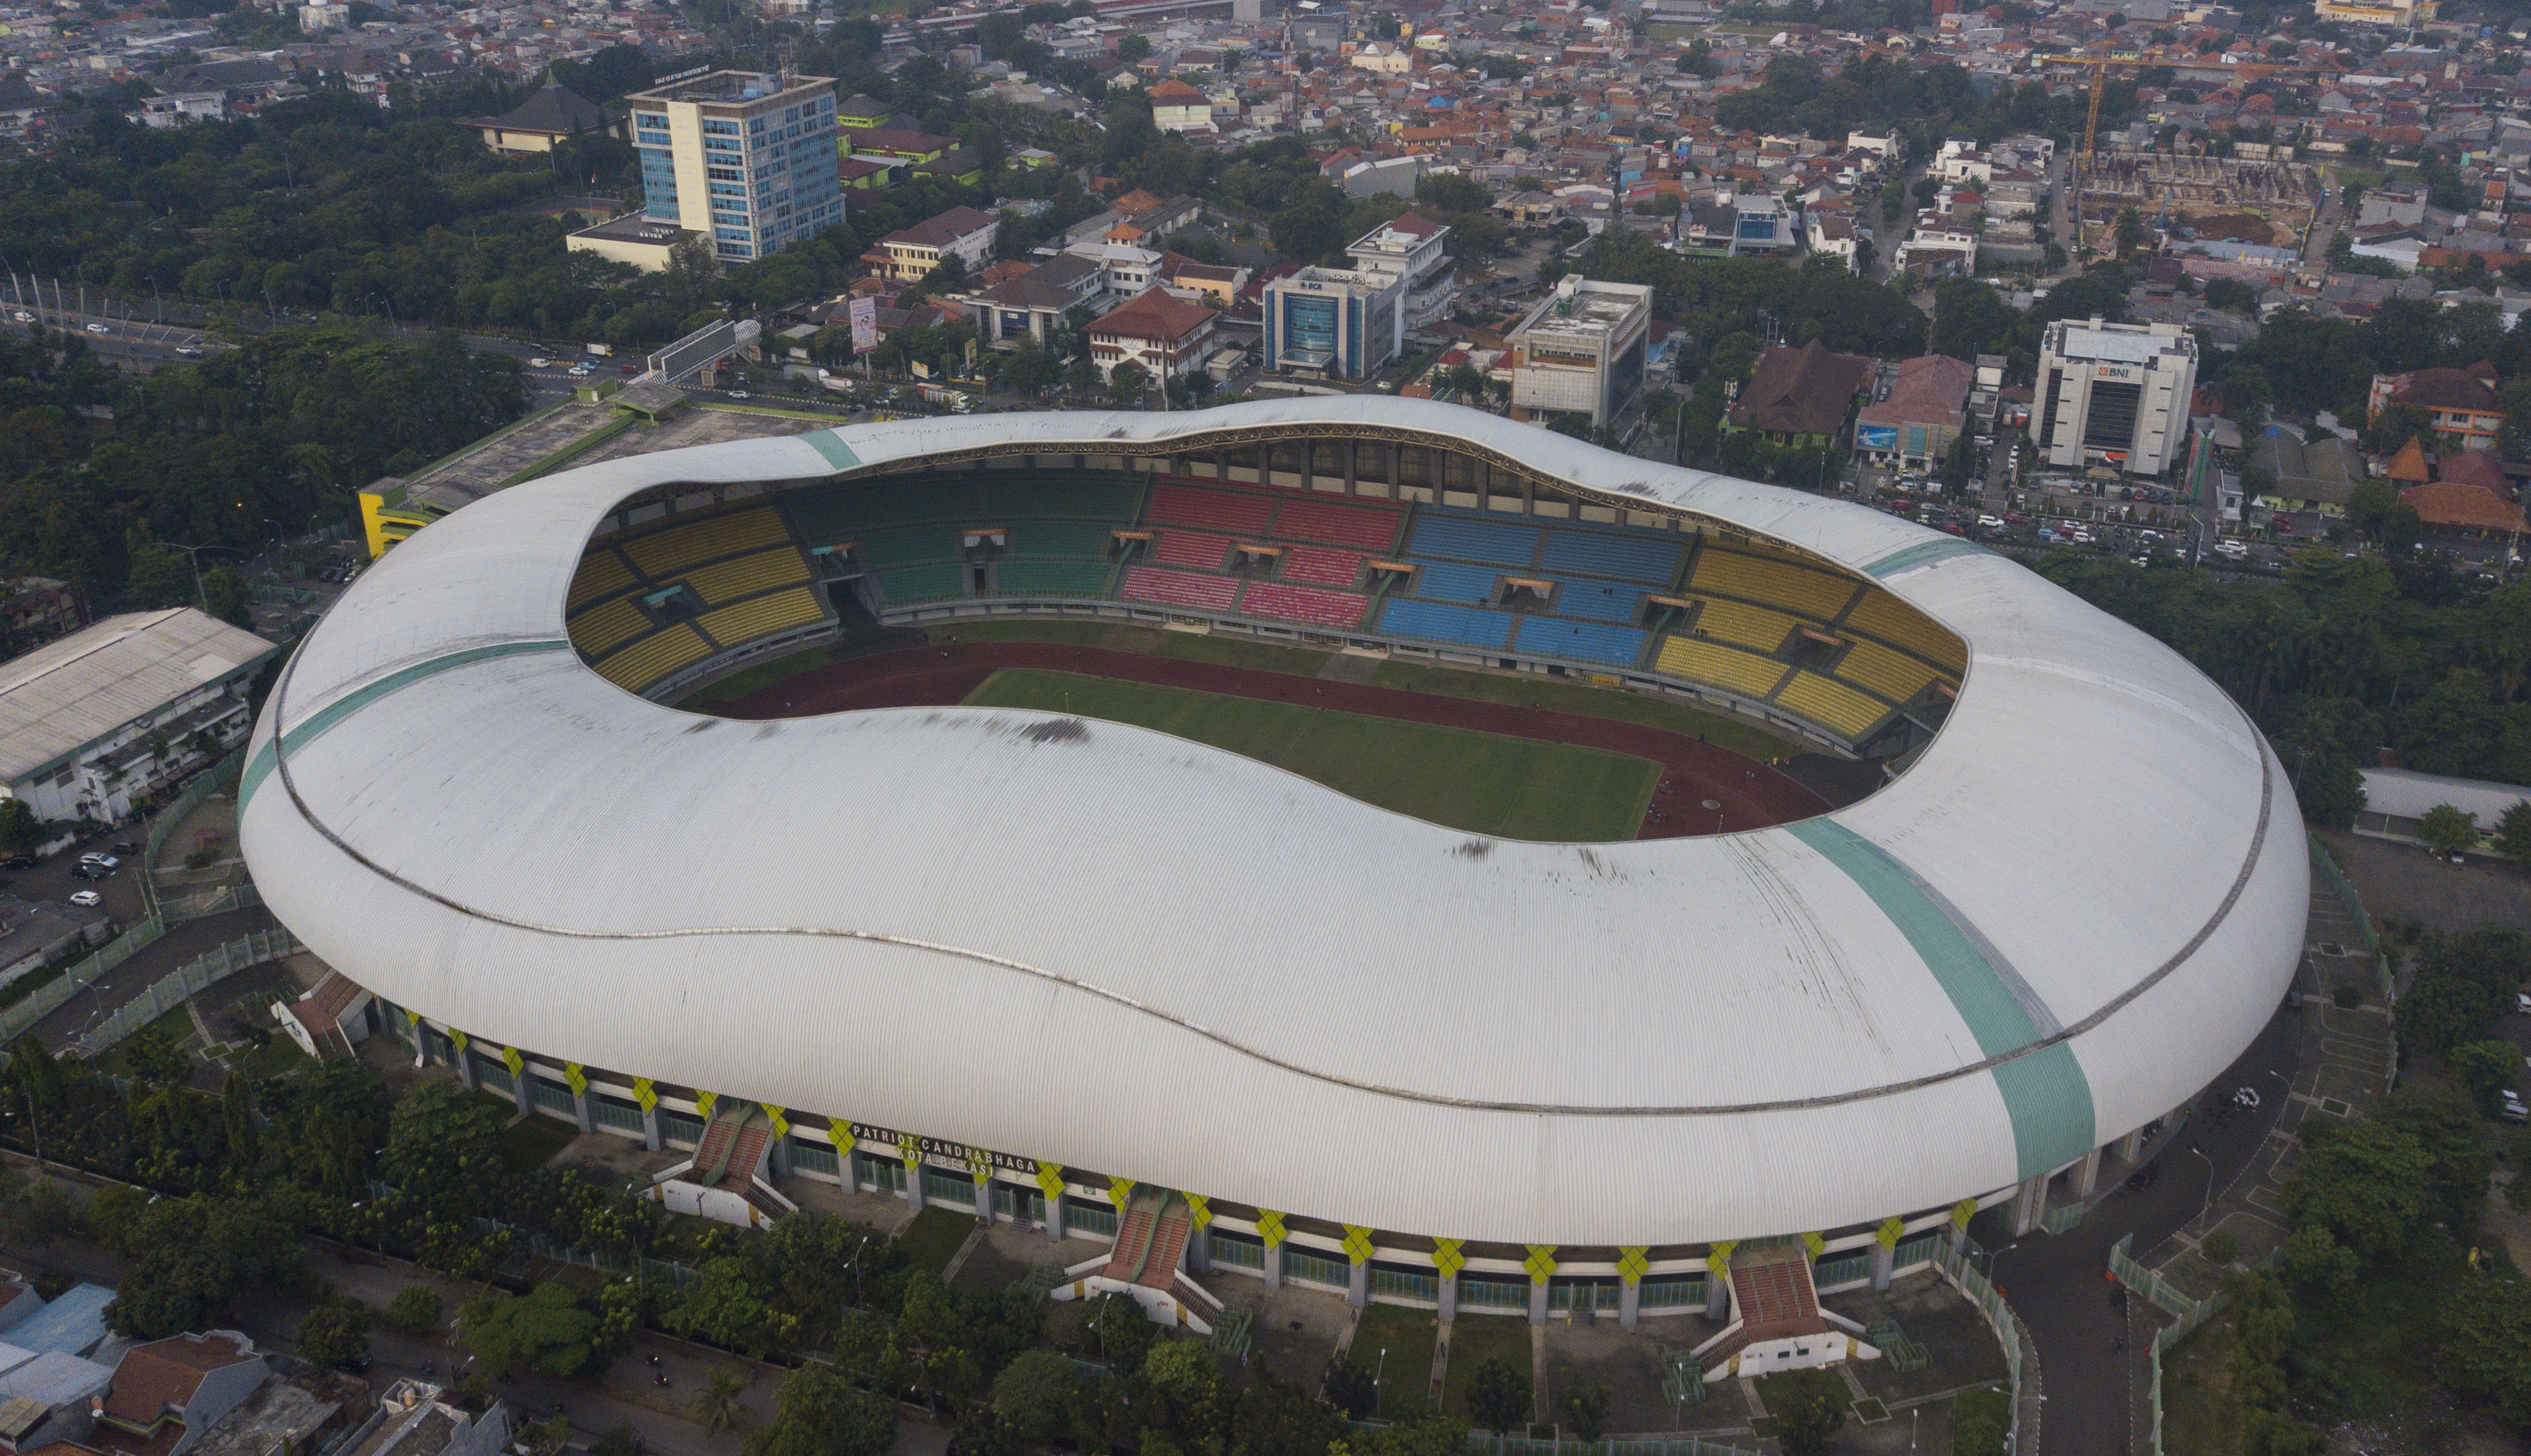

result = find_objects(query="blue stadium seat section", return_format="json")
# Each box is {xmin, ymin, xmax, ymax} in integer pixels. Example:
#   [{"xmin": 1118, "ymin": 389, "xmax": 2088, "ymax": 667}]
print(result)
[
  {"xmin": 1553, "ymin": 580, "xmax": 1646, "ymax": 623},
  {"xmin": 1408, "ymin": 561, "xmax": 1503, "ymax": 605},
  {"xmin": 1406, "ymin": 515, "xmax": 1545, "ymax": 568},
  {"xmin": 1539, "ymin": 529, "xmax": 1684, "ymax": 583},
  {"xmin": 1515, "ymin": 618, "xmax": 1648, "ymax": 667},
  {"xmin": 1379, "ymin": 599, "xmax": 1518, "ymax": 651}
]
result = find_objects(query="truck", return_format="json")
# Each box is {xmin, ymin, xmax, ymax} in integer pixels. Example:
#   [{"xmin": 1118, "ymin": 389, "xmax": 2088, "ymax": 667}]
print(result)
[{"xmin": 585, "ymin": 342, "xmax": 612, "ymax": 357}]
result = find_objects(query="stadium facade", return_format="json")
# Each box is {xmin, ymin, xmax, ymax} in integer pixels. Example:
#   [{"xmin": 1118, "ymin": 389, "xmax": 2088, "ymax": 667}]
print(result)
[{"xmin": 238, "ymin": 399, "xmax": 2304, "ymax": 1339}]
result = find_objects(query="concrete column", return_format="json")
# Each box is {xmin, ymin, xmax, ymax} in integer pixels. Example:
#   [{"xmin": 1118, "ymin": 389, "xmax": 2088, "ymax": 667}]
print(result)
[
  {"xmin": 1705, "ymin": 1264, "xmax": 1730, "ymax": 1320},
  {"xmin": 1385, "ymin": 444, "xmax": 1400, "ymax": 492},
  {"xmin": 1527, "ymin": 1278, "xmax": 1549, "ymax": 1326},
  {"xmin": 2116, "ymin": 1126, "xmax": 2147, "ymax": 1164},
  {"xmin": 2074, "ymin": 1145, "xmax": 2105, "ymax": 1201},
  {"xmin": 1438, "ymin": 1271, "xmax": 1458, "ymax": 1321},
  {"xmin": 973, "ymin": 1170, "xmax": 995, "ymax": 1222},
  {"xmin": 770, "ymin": 1134, "xmax": 790, "ymax": 1181},
  {"xmin": 1348, "ymin": 1259, "xmax": 1370, "ymax": 1309},
  {"xmin": 1619, "ymin": 1279, "xmax": 1641, "ymax": 1328},
  {"xmin": 1188, "ymin": 1224, "xmax": 1211, "ymax": 1273},
  {"xmin": 1475, "ymin": 459, "xmax": 1489, "ymax": 511},
  {"xmin": 511, "ymin": 1069, "xmax": 532, "ymax": 1117},
  {"xmin": 1300, "ymin": 444, "xmax": 1314, "ymax": 492},
  {"xmin": 1343, "ymin": 446, "xmax": 1357, "ymax": 496},
  {"xmin": 1869, "ymin": 1242, "xmax": 1895, "ymax": 1292},
  {"xmin": 1045, "ymin": 1192, "xmax": 1067, "ymax": 1241},
  {"xmin": 454, "ymin": 1046, "xmax": 476, "ymax": 1090},
  {"xmin": 571, "ymin": 1089, "xmax": 594, "ymax": 1136},
  {"xmin": 1948, "ymin": 1219, "xmax": 1970, "ymax": 1258},
  {"xmin": 641, "ymin": 1104, "xmax": 661, "ymax": 1152},
  {"xmin": 2009, "ymin": 1174, "xmax": 2046, "ymax": 1237},
  {"xmin": 1263, "ymin": 1241, "xmax": 1284, "ymax": 1289}
]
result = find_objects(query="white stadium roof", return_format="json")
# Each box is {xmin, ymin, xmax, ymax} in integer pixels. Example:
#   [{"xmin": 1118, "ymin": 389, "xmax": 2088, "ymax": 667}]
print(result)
[{"xmin": 237, "ymin": 399, "xmax": 2306, "ymax": 1247}]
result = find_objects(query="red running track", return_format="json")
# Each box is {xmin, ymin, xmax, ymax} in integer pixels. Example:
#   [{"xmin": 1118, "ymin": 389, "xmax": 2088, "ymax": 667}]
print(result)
[{"xmin": 716, "ymin": 642, "xmax": 1831, "ymax": 838}]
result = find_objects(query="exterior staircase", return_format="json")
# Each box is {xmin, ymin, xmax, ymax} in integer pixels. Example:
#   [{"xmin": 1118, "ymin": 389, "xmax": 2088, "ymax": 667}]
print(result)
[
  {"xmin": 1698, "ymin": 1248, "xmax": 1845, "ymax": 1382},
  {"xmin": 1055, "ymin": 1189, "xmax": 1223, "ymax": 1336}
]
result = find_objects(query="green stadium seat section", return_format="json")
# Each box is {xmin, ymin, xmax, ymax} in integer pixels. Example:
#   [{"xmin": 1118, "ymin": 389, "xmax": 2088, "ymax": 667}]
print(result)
[
  {"xmin": 878, "ymin": 563, "xmax": 967, "ymax": 606},
  {"xmin": 995, "ymin": 560, "xmax": 1114, "ymax": 597}
]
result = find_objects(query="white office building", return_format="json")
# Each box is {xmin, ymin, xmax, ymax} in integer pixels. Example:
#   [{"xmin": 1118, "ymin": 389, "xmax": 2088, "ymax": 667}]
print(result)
[
  {"xmin": 2033, "ymin": 318, "xmax": 2201, "ymax": 477},
  {"xmin": 1505, "ymin": 275, "xmax": 1653, "ymax": 429},
  {"xmin": 628, "ymin": 70, "xmax": 845, "ymax": 264},
  {"xmin": 1342, "ymin": 212, "xmax": 1458, "ymax": 332}
]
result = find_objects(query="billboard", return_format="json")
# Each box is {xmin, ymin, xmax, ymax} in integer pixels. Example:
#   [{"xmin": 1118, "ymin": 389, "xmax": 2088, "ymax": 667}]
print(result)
[
  {"xmin": 849, "ymin": 296, "xmax": 878, "ymax": 356},
  {"xmin": 1856, "ymin": 424, "xmax": 1900, "ymax": 452}
]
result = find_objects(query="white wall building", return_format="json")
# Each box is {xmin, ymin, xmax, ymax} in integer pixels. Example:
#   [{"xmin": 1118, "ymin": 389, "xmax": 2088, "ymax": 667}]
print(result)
[
  {"xmin": 1343, "ymin": 211, "xmax": 1457, "ymax": 332},
  {"xmin": 0, "ymin": 609, "xmax": 277, "ymax": 829},
  {"xmin": 2033, "ymin": 318, "xmax": 2201, "ymax": 477},
  {"xmin": 1505, "ymin": 275, "xmax": 1653, "ymax": 428}
]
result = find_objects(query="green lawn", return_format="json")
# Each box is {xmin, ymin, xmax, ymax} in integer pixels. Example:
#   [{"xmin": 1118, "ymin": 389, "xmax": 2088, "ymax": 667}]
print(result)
[
  {"xmin": 895, "ymin": 1205, "xmax": 979, "ymax": 1276},
  {"xmin": 1950, "ymin": 1386, "xmax": 2013, "ymax": 1456},
  {"xmin": 237, "ymin": 1034, "xmax": 310, "ymax": 1080},
  {"xmin": 1368, "ymin": 661, "xmax": 1790, "ymax": 761},
  {"xmin": 1755, "ymin": 1367, "xmax": 1855, "ymax": 1443},
  {"xmin": 1440, "ymin": 1314, "xmax": 1533, "ymax": 1424},
  {"xmin": 2156, "ymin": 1317, "xmax": 2240, "ymax": 1456},
  {"xmin": 928, "ymin": 619, "xmax": 1121, "ymax": 649},
  {"xmin": 928, "ymin": 619, "xmax": 1333, "ymax": 675},
  {"xmin": 483, "ymin": 1093, "xmax": 579, "ymax": 1173},
  {"xmin": 1348, "ymin": 1304, "xmax": 1438, "ymax": 1420},
  {"xmin": 1147, "ymin": 630, "xmax": 1332, "ymax": 676},
  {"xmin": 676, "ymin": 646, "xmax": 846, "ymax": 709},
  {"xmin": 962, "ymin": 669, "xmax": 1658, "ymax": 841}
]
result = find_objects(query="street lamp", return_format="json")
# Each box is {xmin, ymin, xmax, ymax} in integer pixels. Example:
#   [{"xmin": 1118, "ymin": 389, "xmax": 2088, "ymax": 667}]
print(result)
[
  {"xmin": 2188, "ymin": 1144, "xmax": 2216, "ymax": 1229},
  {"xmin": 161, "ymin": 542, "xmax": 244, "ymax": 612}
]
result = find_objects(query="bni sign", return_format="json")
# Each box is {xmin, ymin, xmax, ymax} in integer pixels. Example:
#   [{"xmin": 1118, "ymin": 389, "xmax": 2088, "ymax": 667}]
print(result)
[{"xmin": 849, "ymin": 296, "xmax": 878, "ymax": 356}]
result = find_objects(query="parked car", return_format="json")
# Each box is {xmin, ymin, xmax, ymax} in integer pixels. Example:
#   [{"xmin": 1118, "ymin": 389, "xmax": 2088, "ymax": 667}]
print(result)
[
  {"xmin": 111, "ymin": 842, "xmax": 139, "ymax": 856},
  {"xmin": 1, "ymin": 856, "xmax": 31, "ymax": 870},
  {"xmin": 529, "ymin": 357, "xmax": 552, "ymax": 368},
  {"xmin": 67, "ymin": 890, "xmax": 99, "ymax": 908},
  {"xmin": 620, "ymin": 363, "xmax": 638, "ymax": 374},
  {"xmin": 175, "ymin": 345, "xmax": 203, "ymax": 358},
  {"xmin": 727, "ymin": 389, "xmax": 750, "ymax": 400},
  {"xmin": 2215, "ymin": 539, "xmax": 2249, "ymax": 560},
  {"xmin": 1977, "ymin": 514, "xmax": 2005, "ymax": 530},
  {"xmin": 80, "ymin": 854, "xmax": 118, "ymax": 870},
  {"xmin": 83, "ymin": 322, "xmax": 108, "ymax": 334}
]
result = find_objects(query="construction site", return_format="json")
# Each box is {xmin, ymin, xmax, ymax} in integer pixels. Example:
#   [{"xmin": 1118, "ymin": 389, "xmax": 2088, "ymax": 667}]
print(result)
[{"xmin": 2072, "ymin": 150, "xmax": 2327, "ymax": 254}]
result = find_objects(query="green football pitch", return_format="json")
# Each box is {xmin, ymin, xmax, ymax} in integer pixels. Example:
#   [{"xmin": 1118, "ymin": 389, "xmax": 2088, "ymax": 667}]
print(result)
[{"xmin": 960, "ymin": 668, "xmax": 1660, "ymax": 842}]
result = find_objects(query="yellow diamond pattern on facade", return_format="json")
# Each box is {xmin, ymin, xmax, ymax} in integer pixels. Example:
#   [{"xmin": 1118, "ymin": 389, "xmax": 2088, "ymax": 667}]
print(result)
[
  {"xmin": 1615, "ymin": 1247, "xmax": 1650, "ymax": 1284},
  {"xmin": 1522, "ymin": 1245, "xmax": 1558, "ymax": 1281},
  {"xmin": 1951, "ymin": 1198, "xmax": 1979, "ymax": 1229},
  {"xmin": 969, "ymin": 1150, "xmax": 992, "ymax": 1181},
  {"xmin": 501, "ymin": 1045, "xmax": 524, "ymax": 1076},
  {"xmin": 764, "ymin": 1104, "xmax": 790, "ymax": 1138},
  {"xmin": 630, "ymin": 1077, "xmax": 657, "ymax": 1112},
  {"xmin": 1109, "ymin": 1177, "xmax": 1136, "ymax": 1210},
  {"xmin": 562, "ymin": 1063, "xmax": 588, "ymax": 1097},
  {"xmin": 1800, "ymin": 1231, "xmax": 1826, "ymax": 1259},
  {"xmin": 450, "ymin": 1030, "xmax": 470, "ymax": 1053},
  {"xmin": 1035, "ymin": 1161, "xmax": 1066, "ymax": 1197},
  {"xmin": 1877, "ymin": 1217, "xmax": 1907, "ymax": 1250},
  {"xmin": 1431, "ymin": 1239, "xmax": 1466, "ymax": 1278},
  {"xmin": 1256, "ymin": 1210, "xmax": 1287, "ymax": 1248},
  {"xmin": 1341, "ymin": 1226, "xmax": 1374, "ymax": 1264},
  {"xmin": 695, "ymin": 1090, "xmax": 719, "ymax": 1121},
  {"xmin": 1185, "ymin": 1194, "xmax": 1213, "ymax": 1228},
  {"xmin": 897, "ymin": 1133, "xmax": 921, "ymax": 1169}
]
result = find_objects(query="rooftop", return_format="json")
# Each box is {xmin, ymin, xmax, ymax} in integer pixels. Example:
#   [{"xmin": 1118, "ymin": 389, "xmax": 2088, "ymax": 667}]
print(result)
[
  {"xmin": 1512, "ymin": 275, "xmax": 1651, "ymax": 340},
  {"xmin": 625, "ymin": 70, "xmax": 830, "ymax": 108},
  {"xmin": 5, "ymin": 1286, "xmax": 112, "ymax": 1360},
  {"xmin": 2048, "ymin": 316, "xmax": 2197, "ymax": 364},
  {"xmin": 569, "ymin": 215, "xmax": 694, "ymax": 247},
  {"xmin": 0, "ymin": 611, "xmax": 278, "ymax": 786},
  {"xmin": 189, "ymin": 1376, "xmax": 341, "ymax": 1456}
]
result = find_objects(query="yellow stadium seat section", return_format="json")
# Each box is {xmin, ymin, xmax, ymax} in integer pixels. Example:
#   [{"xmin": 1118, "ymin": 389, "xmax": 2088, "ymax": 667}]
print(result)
[
  {"xmin": 1777, "ymin": 673, "xmax": 1888, "ymax": 738},
  {"xmin": 622, "ymin": 509, "xmax": 794, "ymax": 576},
  {"xmin": 595, "ymin": 625, "xmax": 709, "ymax": 691},
  {"xmin": 1694, "ymin": 599, "xmax": 1797, "ymax": 652},
  {"xmin": 1655, "ymin": 636, "xmax": 1792, "ymax": 700},
  {"xmin": 1845, "ymin": 590, "xmax": 1967, "ymax": 675},
  {"xmin": 1689, "ymin": 549, "xmax": 1860, "ymax": 621},
  {"xmin": 568, "ymin": 549, "xmax": 637, "ymax": 611},
  {"xmin": 678, "ymin": 548, "xmax": 812, "ymax": 605},
  {"xmin": 699, "ymin": 588, "xmax": 825, "ymax": 647},
  {"xmin": 568, "ymin": 597, "xmax": 650, "ymax": 658},
  {"xmin": 1836, "ymin": 640, "xmax": 1939, "ymax": 704}
]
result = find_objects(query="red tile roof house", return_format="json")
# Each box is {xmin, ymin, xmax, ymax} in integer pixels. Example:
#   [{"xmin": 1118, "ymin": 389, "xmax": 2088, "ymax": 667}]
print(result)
[
  {"xmin": 1087, "ymin": 287, "xmax": 1220, "ymax": 389},
  {"xmin": 272, "ymin": 970, "xmax": 374, "ymax": 1061},
  {"xmin": 91, "ymin": 1335, "xmax": 267, "ymax": 1456},
  {"xmin": 2367, "ymin": 361, "xmax": 2508, "ymax": 451}
]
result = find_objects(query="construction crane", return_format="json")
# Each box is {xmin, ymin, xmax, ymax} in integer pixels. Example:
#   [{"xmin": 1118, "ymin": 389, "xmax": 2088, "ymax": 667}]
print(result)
[{"xmin": 2027, "ymin": 53, "xmax": 2347, "ymax": 182}]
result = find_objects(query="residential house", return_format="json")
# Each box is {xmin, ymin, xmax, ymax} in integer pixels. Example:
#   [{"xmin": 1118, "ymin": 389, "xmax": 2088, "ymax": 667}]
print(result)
[
  {"xmin": 1856, "ymin": 354, "xmax": 1975, "ymax": 470},
  {"xmin": 1726, "ymin": 339, "xmax": 1875, "ymax": 448},
  {"xmin": 466, "ymin": 81, "xmax": 622, "ymax": 154},
  {"xmin": 1147, "ymin": 79, "xmax": 1214, "ymax": 134},
  {"xmin": 2368, "ymin": 363, "xmax": 2508, "ymax": 450},
  {"xmin": 92, "ymin": 1333, "xmax": 268, "ymax": 1456},
  {"xmin": 971, "ymin": 254, "xmax": 1109, "ymax": 345},
  {"xmin": 1087, "ymin": 287, "xmax": 1220, "ymax": 387},
  {"xmin": 870, "ymin": 207, "xmax": 1001, "ymax": 284}
]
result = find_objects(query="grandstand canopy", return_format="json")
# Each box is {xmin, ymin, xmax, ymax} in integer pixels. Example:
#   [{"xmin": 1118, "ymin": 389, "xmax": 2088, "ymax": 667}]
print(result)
[{"xmin": 237, "ymin": 399, "xmax": 2306, "ymax": 1248}]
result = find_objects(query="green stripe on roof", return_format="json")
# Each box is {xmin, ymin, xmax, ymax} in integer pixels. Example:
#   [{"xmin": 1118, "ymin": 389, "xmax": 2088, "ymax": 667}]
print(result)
[
  {"xmin": 1788, "ymin": 816, "xmax": 2095, "ymax": 1180},
  {"xmin": 240, "ymin": 640, "xmax": 572, "ymax": 813},
  {"xmin": 1865, "ymin": 537, "xmax": 1984, "ymax": 578},
  {"xmin": 800, "ymin": 431, "xmax": 861, "ymax": 472}
]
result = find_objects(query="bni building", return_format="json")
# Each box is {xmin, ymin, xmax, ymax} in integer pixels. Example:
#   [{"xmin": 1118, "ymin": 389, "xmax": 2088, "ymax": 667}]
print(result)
[
  {"xmin": 626, "ymin": 71, "xmax": 845, "ymax": 264},
  {"xmin": 2032, "ymin": 318, "xmax": 2199, "ymax": 477}
]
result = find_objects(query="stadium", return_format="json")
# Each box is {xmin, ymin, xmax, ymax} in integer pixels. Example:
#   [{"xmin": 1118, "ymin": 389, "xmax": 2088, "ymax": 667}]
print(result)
[{"xmin": 237, "ymin": 397, "xmax": 2305, "ymax": 1343}]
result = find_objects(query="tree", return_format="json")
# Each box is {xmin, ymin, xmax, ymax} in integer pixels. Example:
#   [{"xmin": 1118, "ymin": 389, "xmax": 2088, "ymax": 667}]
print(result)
[
  {"xmin": 2202, "ymin": 1227, "xmax": 2240, "ymax": 1265},
  {"xmin": 695, "ymin": 1364, "xmax": 753, "ymax": 1435},
  {"xmin": 989, "ymin": 1350, "xmax": 1080, "ymax": 1445},
  {"xmin": 1081, "ymin": 1292, "xmax": 1158, "ymax": 1373},
  {"xmin": 2281, "ymin": 1118, "xmax": 2434, "ymax": 1259},
  {"xmin": 101, "ymin": 1194, "xmax": 304, "ymax": 1338},
  {"xmin": 463, "ymin": 1283, "xmax": 600, "ymax": 1379},
  {"xmin": 743, "ymin": 1366, "xmax": 895, "ymax": 1456},
  {"xmin": 0, "ymin": 799, "xmax": 37, "ymax": 856},
  {"xmin": 2277, "ymin": 1224, "xmax": 2360, "ymax": 1297},
  {"xmin": 1559, "ymin": 1383, "xmax": 1610, "ymax": 1441},
  {"xmin": 2363, "ymin": 401, "xmax": 2435, "ymax": 455},
  {"xmin": 1939, "ymin": 428, "xmax": 1975, "ymax": 492},
  {"xmin": 2442, "ymin": 1272, "xmax": 2531, "ymax": 1428},
  {"xmin": 1002, "ymin": 339, "xmax": 1060, "ymax": 397},
  {"xmin": 2497, "ymin": 800, "xmax": 2531, "ymax": 870},
  {"xmin": 2421, "ymin": 802, "xmax": 2480, "ymax": 856},
  {"xmin": 1107, "ymin": 361, "xmax": 1149, "ymax": 407},
  {"xmin": 1467, "ymin": 1358, "xmax": 1529, "ymax": 1436},
  {"xmin": 2454, "ymin": 1040, "xmax": 2520, "ymax": 1111},
  {"xmin": 294, "ymin": 1299, "xmax": 371, "ymax": 1371},
  {"xmin": 1062, "ymin": 358, "xmax": 1101, "ymax": 399},
  {"xmin": 200, "ymin": 566, "xmax": 250, "ymax": 626},
  {"xmin": 1324, "ymin": 1359, "xmax": 1377, "ymax": 1419},
  {"xmin": 1116, "ymin": 34, "xmax": 1150, "ymax": 62},
  {"xmin": 386, "ymin": 1285, "xmax": 443, "ymax": 1336},
  {"xmin": 1773, "ymin": 1384, "xmax": 1845, "ymax": 1456},
  {"xmin": 220, "ymin": 1070, "xmax": 258, "ymax": 1174},
  {"xmin": 2114, "ymin": 207, "xmax": 2147, "ymax": 258}
]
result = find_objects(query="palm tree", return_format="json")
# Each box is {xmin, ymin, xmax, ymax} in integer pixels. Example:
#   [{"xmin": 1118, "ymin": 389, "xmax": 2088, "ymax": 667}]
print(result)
[{"xmin": 692, "ymin": 1364, "xmax": 749, "ymax": 1434}]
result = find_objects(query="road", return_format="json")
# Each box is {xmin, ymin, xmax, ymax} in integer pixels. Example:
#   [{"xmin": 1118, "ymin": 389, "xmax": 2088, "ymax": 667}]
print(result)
[{"xmin": 1980, "ymin": 1002, "xmax": 2303, "ymax": 1456}]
